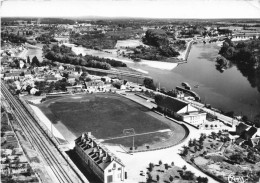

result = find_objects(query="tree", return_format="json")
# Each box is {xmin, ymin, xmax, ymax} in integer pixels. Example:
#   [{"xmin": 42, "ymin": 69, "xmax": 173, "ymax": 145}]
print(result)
[
  {"xmin": 247, "ymin": 151, "xmax": 257, "ymax": 161},
  {"xmin": 156, "ymin": 175, "xmax": 160, "ymax": 181},
  {"xmin": 159, "ymin": 160, "xmax": 162, "ymax": 165},
  {"xmin": 199, "ymin": 136, "xmax": 204, "ymax": 144},
  {"xmin": 31, "ymin": 56, "xmax": 40, "ymax": 67},
  {"xmin": 79, "ymin": 71, "xmax": 88, "ymax": 81},
  {"xmin": 27, "ymin": 56, "xmax": 30, "ymax": 64},
  {"xmin": 165, "ymin": 163, "xmax": 169, "ymax": 170},
  {"xmin": 182, "ymin": 147, "xmax": 189, "ymax": 156},
  {"xmin": 242, "ymin": 115, "xmax": 248, "ymax": 122},
  {"xmin": 149, "ymin": 163, "xmax": 154, "ymax": 171},
  {"xmin": 182, "ymin": 170, "xmax": 195, "ymax": 180},
  {"xmin": 169, "ymin": 175, "xmax": 173, "ymax": 182},
  {"xmin": 192, "ymin": 139, "xmax": 197, "ymax": 146},
  {"xmin": 147, "ymin": 173, "xmax": 153, "ymax": 181},
  {"xmin": 211, "ymin": 132, "xmax": 216, "ymax": 139},
  {"xmin": 197, "ymin": 176, "xmax": 208, "ymax": 183},
  {"xmin": 230, "ymin": 153, "xmax": 243, "ymax": 164},
  {"xmin": 26, "ymin": 85, "xmax": 32, "ymax": 93},
  {"xmin": 188, "ymin": 139, "xmax": 193, "ymax": 147},
  {"xmin": 182, "ymin": 165, "xmax": 187, "ymax": 171},
  {"xmin": 143, "ymin": 77, "xmax": 156, "ymax": 90}
]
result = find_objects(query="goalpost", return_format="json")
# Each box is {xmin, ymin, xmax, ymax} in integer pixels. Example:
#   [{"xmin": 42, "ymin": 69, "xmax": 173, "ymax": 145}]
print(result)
[{"xmin": 123, "ymin": 128, "xmax": 135, "ymax": 152}]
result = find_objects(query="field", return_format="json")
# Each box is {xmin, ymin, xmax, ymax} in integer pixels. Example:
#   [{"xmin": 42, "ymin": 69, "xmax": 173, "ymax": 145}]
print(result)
[
  {"xmin": 115, "ymin": 39, "xmax": 146, "ymax": 48},
  {"xmin": 39, "ymin": 93, "xmax": 187, "ymax": 150}
]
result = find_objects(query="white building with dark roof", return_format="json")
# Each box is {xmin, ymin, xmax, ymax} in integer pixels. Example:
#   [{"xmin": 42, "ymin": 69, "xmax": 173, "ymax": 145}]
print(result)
[{"xmin": 75, "ymin": 132, "xmax": 126, "ymax": 183}]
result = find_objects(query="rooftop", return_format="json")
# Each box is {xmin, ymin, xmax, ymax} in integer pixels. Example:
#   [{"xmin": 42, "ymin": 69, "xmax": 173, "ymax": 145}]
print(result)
[{"xmin": 75, "ymin": 132, "xmax": 124, "ymax": 171}]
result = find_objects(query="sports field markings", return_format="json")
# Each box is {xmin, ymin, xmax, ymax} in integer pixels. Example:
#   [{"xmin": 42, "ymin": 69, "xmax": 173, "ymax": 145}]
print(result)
[{"xmin": 100, "ymin": 129, "xmax": 172, "ymax": 142}]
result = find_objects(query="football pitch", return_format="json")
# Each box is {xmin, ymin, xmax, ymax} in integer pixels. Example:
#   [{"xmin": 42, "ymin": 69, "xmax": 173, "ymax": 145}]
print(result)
[{"xmin": 39, "ymin": 93, "xmax": 187, "ymax": 149}]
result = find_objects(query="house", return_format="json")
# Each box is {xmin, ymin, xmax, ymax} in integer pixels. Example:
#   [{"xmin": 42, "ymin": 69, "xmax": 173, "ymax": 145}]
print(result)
[
  {"xmin": 156, "ymin": 95, "xmax": 206, "ymax": 127},
  {"xmin": 234, "ymin": 122, "xmax": 259, "ymax": 146},
  {"xmin": 4, "ymin": 72, "xmax": 21, "ymax": 80},
  {"xmin": 120, "ymin": 85, "xmax": 127, "ymax": 90},
  {"xmin": 235, "ymin": 137, "xmax": 245, "ymax": 146},
  {"xmin": 54, "ymin": 73, "xmax": 63, "ymax": 80},
  {"xmin": 75, "ymin": 132, "xmax": 126, "ymax": 183},
  {"xmin": 244, "ymin": 137, "xmax": 260, "ymax": 148},
  {"xmin": 66, "ymin": 85, "xmax": 83, "ymax": 93},
  {"xmin": 235, "ymin": 123, "xmax": 250, "ymax": 136},
  {"xmin": 85, "ymin": 80, "xmax": 104, "ymax": 89},
  {"xmin": 30, "ymin": 88, "xmax": 39, "ymax": 95},
  {"xmin": 67, "ymin": 74, "xmax": 77, "ymax": 84},
  {"xmin": 240, "ymin": 126, "xmax": 258, "ymax": 141},
  {"xmin": 101, "ymin": 76, "xmax": 112, "ymax": 83},
  {"xmin": 45, "ymin": 75, "xmax": 58, "ymax": 83},
  {"xmin": 58, "ymin": 65, "xmax": 64, "ymax": 70},
  {"xmin": 24, "ymin": 71, "xmax": 32, "ymax": 78}
]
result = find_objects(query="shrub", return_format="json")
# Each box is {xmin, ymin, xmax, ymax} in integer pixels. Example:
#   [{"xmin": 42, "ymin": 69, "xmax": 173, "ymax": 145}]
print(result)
[
  {"xmin": 182, "ymin": 165, "xmax": 187, "ymax": 171},
  {"xmin": 169, "ymin": 175, "xmax": 174, "ymax": 182},
  {"xmin": 158, "ymin": 160, "xmax": 163, "ymax": 166}
]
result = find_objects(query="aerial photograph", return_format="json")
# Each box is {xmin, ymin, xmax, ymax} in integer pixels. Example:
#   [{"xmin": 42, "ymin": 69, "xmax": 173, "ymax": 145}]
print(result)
[{"xmin": 1, "ymin": 0, "xmax": 260, "ymax": 182}]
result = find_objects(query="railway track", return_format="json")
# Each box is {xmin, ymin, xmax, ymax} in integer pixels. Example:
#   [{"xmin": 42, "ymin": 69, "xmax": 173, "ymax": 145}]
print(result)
[{"xmin": 1, "ymin": 83, "xmax": 82, "ymax": 183}]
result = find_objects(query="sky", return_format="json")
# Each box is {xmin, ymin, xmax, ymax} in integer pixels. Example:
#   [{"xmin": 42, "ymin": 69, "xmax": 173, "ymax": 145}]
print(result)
[{"xmin": 1, "ymin": 0, "xmax": 260, "ymax": 19}]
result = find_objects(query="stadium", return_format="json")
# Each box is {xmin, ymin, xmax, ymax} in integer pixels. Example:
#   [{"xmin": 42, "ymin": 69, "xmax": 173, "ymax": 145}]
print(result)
[{"xmin": 38, "ymin": 93, "xmax": 188, "ymax": 151}]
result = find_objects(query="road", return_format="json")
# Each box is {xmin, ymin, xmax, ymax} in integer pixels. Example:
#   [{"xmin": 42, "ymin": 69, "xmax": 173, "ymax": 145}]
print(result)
[{"xmin": 1, "ymin": 83, "xmax": 85, "ymax": 183}]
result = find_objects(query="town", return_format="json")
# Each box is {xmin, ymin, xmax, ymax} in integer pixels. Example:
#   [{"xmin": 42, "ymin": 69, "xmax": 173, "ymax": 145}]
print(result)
[{"xmin": 1, "ymin": 4, "xmax": 260, "ymax": 183}]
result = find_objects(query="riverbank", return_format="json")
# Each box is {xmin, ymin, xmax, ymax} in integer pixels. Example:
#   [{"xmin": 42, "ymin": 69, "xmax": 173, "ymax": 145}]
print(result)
[
  {"xmin": 69, "ymin": 44, "xmax": 179, "ymax": 70},
  {"xmin": 177, "ymin": 40, "xmax": 193, "ymax": 61}
]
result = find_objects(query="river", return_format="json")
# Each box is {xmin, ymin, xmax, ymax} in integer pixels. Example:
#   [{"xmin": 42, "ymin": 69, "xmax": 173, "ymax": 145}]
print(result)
[
  {"xmin": 28, "ymin": 42, "xmax": 260, "ymax": 122},
  {"xmin": 129, "ymin": 43, "xmax": 260, "ymax": 121}
]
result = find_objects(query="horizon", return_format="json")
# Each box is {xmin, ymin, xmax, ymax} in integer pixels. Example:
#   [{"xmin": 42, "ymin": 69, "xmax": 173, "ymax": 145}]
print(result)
[{"xmin": 1, "ymin": 0, "xmax": 260, "ymax": 19}]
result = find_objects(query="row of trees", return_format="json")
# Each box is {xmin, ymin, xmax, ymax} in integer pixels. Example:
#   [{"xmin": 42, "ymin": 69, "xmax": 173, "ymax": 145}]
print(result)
[
  {"xmin": 1, "ymin": 32, "xmax": 27, "ymax": 44},
  {"xmin": 43, "ymin": 44, "xmax": 126, "ymax": 70}
]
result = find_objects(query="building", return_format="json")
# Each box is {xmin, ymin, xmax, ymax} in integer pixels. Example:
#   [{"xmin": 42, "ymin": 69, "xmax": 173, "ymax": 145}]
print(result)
[
  {"xmin": 85, "ymin": 80, "xmax": 105, "ymax": 91},
  {"xmin": 156, "ymin": 95, "xmax": 206, "ymax": 127},
  {"xmin": 45, "ymin": 75, "xmax": 58, "ymax": 83},
  {"xmin": 75, "ymin": 132, "xmax": 126, "ymax": 183},
  {"xmin": 4, "ymin": 72, "xmax": 22, "ymax": 80},
  {"xmin": 66, "ymin": 85, "xmax": 83, "ymax": 93},
  {"xmin": 234, "ymin": 123, "xmax": 259, "ymax": 146}
]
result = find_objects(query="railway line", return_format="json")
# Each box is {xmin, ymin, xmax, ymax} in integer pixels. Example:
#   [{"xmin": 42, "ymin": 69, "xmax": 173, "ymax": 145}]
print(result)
[{"xmin": 1, "ymin": 82, "xmax": 83, "ymax": 183}]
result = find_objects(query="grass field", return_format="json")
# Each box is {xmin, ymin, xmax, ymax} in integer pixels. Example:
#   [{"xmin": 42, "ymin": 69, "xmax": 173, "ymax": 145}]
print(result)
[{"xmin": 39, "ymin": 93, "xmax": 187, "ymax": 149}]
